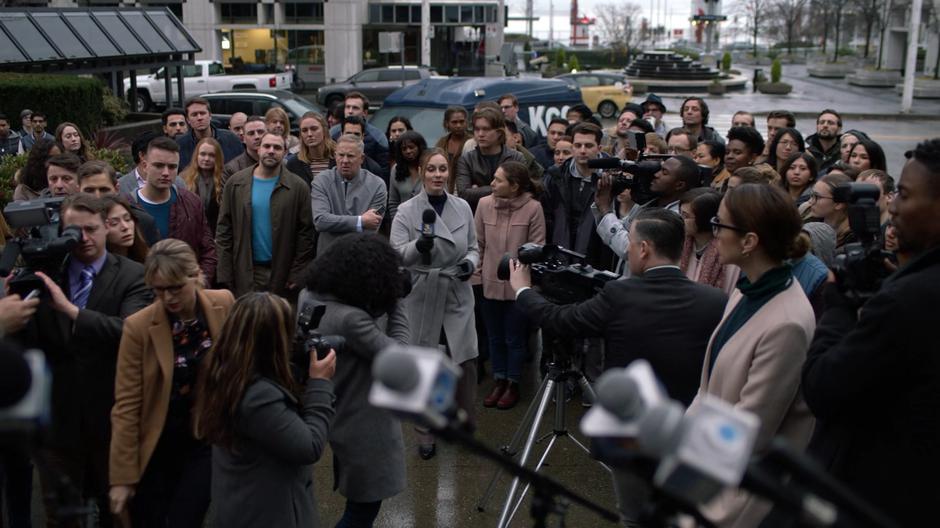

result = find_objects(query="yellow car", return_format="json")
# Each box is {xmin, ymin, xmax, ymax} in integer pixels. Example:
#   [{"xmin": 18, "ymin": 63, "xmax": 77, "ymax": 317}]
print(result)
[{"xmin": 556, "ymin": 72, "xmax": 633, "ymax": 118}]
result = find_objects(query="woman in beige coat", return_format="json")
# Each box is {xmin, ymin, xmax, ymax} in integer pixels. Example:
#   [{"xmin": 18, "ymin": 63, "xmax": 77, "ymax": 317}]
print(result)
[
  {"xmin": 692, "ymin": 183, "xmax": 816, "ymax": 527},
  {"xmin": 474, "ymin": 161, "xmax": 546, "ymax": 409}
]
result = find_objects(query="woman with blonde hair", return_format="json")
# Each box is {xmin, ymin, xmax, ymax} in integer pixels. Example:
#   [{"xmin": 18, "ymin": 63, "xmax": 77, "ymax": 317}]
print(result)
[
  {"xmin": 110, "ymin": 239, "xmax": 235, "ymax": 527},
  {"xmin": 264, "ymin": 106, "xmax": 301, "ymax": 154},
  {"xmin": 286, "ymin": 111, "xmax": 335, "ymax": 185},
  {"xmin": 55, "ymin": 121, "xmax": 96, "ymax": 163},
  {"xmin": 194, "ymin": 292, "xmax": 335, "ymax": 528},
  {"xmin": 179, "ymin": 137, "xmax": 223, "ymax": 234}
]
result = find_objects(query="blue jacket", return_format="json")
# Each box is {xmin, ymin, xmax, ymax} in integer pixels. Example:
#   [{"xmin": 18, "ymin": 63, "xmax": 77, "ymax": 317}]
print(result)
[{"xmin": 176, "ymin": 126, "xmax": 243, "ymax": 169}]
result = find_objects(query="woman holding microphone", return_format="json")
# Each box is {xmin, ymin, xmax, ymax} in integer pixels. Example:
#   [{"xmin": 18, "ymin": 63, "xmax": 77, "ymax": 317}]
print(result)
[
  {"xmin": 110, "ymin": 239, "xmax": 235, "ymax": 527},
  {"xmin": 474, "ymin": 160, "xmax": 545, "ymax": 410},
  {"xmin": 391, "ymin": 147, "xmax": 480, "ymax": 460}
]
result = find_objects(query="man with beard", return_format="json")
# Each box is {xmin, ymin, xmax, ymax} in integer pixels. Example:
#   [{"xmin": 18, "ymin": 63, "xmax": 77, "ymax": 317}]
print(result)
[
  {"xmin": 216, "ymin": 132, "xmax": 314, "ymax": 299},
  {"xmin": 806, "ymin": 109, "xmax": 843, "ymax": 176}
]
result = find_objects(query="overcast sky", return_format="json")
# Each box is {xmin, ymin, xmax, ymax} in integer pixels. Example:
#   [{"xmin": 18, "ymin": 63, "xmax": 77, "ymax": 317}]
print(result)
[{"xmin": 505, "ymin": 0, "xmax": 696, "ymax": 43}]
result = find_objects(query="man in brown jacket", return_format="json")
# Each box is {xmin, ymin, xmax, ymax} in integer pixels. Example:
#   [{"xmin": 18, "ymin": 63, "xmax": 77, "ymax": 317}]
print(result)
[
  {"xmin": 222, "ymin": 116, "xmax": 266, "ymax": 181},
  {"xmin": 215, "ymin": 132, "xmax": 315, "ymax": 300}
]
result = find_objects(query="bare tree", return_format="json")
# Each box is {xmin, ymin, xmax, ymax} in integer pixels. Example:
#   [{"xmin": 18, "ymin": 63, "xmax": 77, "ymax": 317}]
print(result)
[
  {"xmin": 854, "ymin": 0, "xmax": 884, "ymax": 58},
  {"xmin": 774, "ymin": 0, "xmax": 808, "ymax": 56},
  {"xmin": 738, "ymin": 0, "xmax": 771, "ymax": 55},
  {"xmin": 594, "ymin": 3, "xmax": 643, "ymax": 59},
  {"xmin": 830, "ymin": 0, "xmax": 852, "ymax": 61}
]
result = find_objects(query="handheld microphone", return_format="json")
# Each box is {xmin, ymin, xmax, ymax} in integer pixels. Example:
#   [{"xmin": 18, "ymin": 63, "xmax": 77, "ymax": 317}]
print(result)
[
  {"xmin": 419, "ymin": 209, "xmax": 436, "ymax": 265},
  {"xmin": 581, "ymin": 359, "xmax": 668, "ymax": 438},
  {"xmin": 369, "ymin": 344, "xmax": 462, "ymax": 430}
]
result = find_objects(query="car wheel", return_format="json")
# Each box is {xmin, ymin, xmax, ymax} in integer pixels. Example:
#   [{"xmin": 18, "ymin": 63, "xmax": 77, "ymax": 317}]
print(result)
[
  {"xmin": 135, "ymin": 91, "xmax": 152, "ymax": 113},
  {"xmin": 598, "ymin": 100, "xmax": 618, "ymax": 119}
]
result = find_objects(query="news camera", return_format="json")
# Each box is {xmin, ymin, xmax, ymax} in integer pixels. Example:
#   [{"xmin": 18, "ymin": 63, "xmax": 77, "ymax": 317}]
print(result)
[
  {"xmin": 292, "ymin": 302, "xmax": 346, "ymax": 380},
  {"xmin": 496, "ymin": 243, "xmax": 619, "ymax": 304},
  {"xmin": 0, "ymin": 198, "xmax": 81, "ymax": 297},
  {"xmin": 587, "ymin": 154, "xmax": 713, "ymax": 205},
  {"xmin": 831, "ymin": 183, "xmax": 893, "ymax": 304}
]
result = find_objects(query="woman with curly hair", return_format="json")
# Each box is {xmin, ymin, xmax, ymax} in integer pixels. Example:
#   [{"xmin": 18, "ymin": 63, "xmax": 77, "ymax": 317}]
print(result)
[
  {"xmin": 55, "ymin": 122, "xmax": 96, "ymax": 163},
  {"xmin": 13, "ymin": 138, "xmax": 60, "ymax": 201},
  {"xmin": 298, "ymin": 233, "xmax": 410, "ymax": 527},
  {"xmin": 387, "ymin": 130, "xmax": 427, "ymax": 222},
  {"xmin": 391, "ymin": 147, "xmax": 479, "ymax": 460},
  {"xmin": 194, "ymin": 292, "xmax": 336, "ymax": 528},
  {"xmin": 286, "ymin": 112, "xmax": 334, "ymax": 185},
  {"xmin": 100, "ymin": 194, "xmax": 150, "ymax": 263},
  {"xmin": 179, "ymin": 137, "xmax": 223, "ymax": 234}
]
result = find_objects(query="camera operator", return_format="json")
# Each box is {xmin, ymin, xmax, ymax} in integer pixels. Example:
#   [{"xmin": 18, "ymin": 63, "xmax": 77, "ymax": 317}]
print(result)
[
  {"xmin": 801, "ymin": 139, "xmax": 940, "ymax": 526},
  {"xmin": 193, "ymin": 293, "xmax": 336, "ymax": 528},
  {"xmin": 298, "ymin": 233, "xmax": 409, "ymax": 527},
  {"xmin": 15, "ymin": 193, "xmax": 152, "ymax": 527}
]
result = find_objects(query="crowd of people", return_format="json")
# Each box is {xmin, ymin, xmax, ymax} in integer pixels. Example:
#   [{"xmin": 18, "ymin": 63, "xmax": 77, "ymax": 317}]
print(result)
[{"xmin": 0, "ymin": 89, "xmax": 937, "ymax": 528}]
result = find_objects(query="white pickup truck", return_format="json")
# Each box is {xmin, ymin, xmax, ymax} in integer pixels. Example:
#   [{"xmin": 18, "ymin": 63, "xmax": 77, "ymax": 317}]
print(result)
[{"xmin": 125, "ymin": 60, "xmax": 293, "ymax": 112}]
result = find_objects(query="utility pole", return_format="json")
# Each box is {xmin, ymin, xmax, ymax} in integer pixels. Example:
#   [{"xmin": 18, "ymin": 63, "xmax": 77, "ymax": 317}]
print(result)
[
  {"xmin": 548, "ymin": 0, "xmax": 554, "ymax": 47},
  {"xmin": 901, "ymin": 0, "xmax": 922, "ymax": 112},
  {"xmin": 526, "ymin": 0, "xmax": 534, "ymax": 39},
  {"xmin": 421, "ymin": 0, "xmax": 430, "ymax": 67}
]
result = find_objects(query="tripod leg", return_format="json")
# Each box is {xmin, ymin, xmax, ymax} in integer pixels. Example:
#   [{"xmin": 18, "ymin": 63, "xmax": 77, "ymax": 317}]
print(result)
[
  {"xmin": 496, "ymin": 378, "xmax": 556, "ymax": 528},
  {"xmin": 507, "ymin": 433, "xmax": 559, "ymax": 524},
  {"xmin": 476, "ymin": 372, "xmax": 554, "ymax": 512}
]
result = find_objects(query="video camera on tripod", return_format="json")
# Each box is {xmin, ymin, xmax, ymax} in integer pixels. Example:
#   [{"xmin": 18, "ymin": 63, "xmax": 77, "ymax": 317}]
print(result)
[
  {"xmin": 830, "ymin": 182, "xmax": 894, "ymax": 304},
  {"xmin": 0, "ymin": 198, "xmax": 81, "ymax": 297},
  {"xmin": 586, "ymin": 152, "xmax": 713, "ymax": 205},
  {"xmin": 496, "ymin": 243, "xmax": 619, "ymax": 304}
]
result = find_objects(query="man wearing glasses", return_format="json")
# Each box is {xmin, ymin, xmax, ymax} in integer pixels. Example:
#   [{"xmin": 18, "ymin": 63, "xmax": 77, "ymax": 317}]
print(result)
[
  {"xmin": 806, "ymin": 109, "xmax": 843, "ymax": 176},
  {"xmin": 665, "ymin": 128, "xmax": 697, "ymax": 158},
  {"xmin": 16, "ymin": 193, "xmax": 151, "ymax": 528}
]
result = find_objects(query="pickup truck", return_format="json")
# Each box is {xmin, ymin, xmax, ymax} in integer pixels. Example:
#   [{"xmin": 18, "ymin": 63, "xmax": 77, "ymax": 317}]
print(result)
[{"xmin": 125, "ymin": 60, "xmax": 293, "ymax": 112}]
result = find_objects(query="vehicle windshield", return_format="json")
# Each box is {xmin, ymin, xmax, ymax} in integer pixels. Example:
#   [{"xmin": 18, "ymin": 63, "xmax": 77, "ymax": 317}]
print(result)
[{"xmin": 370, "ymin": 106, "xmax": 449, "ymax": 145}]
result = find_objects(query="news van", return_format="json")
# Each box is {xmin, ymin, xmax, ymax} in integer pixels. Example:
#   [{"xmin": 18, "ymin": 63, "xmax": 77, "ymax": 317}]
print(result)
[{"xmin": 369, "ymin": 77, "xmax": 584, "ymax": 145}]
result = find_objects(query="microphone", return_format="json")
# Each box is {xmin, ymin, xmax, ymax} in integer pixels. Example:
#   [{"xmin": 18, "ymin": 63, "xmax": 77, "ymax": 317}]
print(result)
[
  {"xmin": 0, "ymin": 341, "xmax": 52, "ymax": 433},
  {"xmin": 581, "ymin": 359, "xmax": 668, "ymax": 438},
  {"xmin": 369, "ymin": 344, "xmax": 462, "ymax": 430},
  {"xmin": 419, "ymin": 209, "xmax": 436, "ymax": 265}
]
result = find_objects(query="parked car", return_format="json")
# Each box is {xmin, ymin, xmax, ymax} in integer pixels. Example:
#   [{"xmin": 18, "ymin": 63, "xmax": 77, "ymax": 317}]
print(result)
[
  {"xmin": 316, "ymin": 66, "xmax": 437, "ymax": 108},
  {"xmin": 200, "ymin": 90, "xmax": 325, "ymax": 134},
  {"xmin": 555, "ymin": 72, "xmax": 633, "ymax": 118},
  {"xmin": 370, "ymin": 77, "xmax": 583, "ymax": 145},
  {"xmin": 125, "ymin": 60, "xmax": 293, "ymax": 112}
]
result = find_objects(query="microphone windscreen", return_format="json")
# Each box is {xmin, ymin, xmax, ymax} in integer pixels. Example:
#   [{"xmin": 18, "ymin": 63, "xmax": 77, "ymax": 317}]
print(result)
[
  {"xmin": 0, "ymin": 341, "xmax": 32, "ymax": 407},
  {"xmin": 596, "ymin": 371, "xmax": 643, "ymax": 421},
  {"xmin": 586, "ymin": 157, "xmax": 624, "ymax": 170},
  {"xmin": 373, "ymin": 348, "xmax": 421, "ymax": 393},
  {"xmin": 422, "ymin": 209, "xmax": 437, "ymax": 225}
]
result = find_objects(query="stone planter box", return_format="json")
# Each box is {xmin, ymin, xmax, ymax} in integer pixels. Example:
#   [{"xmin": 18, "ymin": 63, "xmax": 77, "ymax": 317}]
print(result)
[
  {"xmin": 894, "ymin": 79, "xmax": 940, "ymax": 99},
  {"xmin": 707, "ymin": 82, "xmax": 727, "ymax": 95},
  {"xmin": 757, "ymin": 82, "xmax": 793, "ymax": 95},
  {"xmin": 847, "ymin": 69, "xmax": 902, "ymax": 87},
  {"xmin": 807, "ymin": 63, "xmax": 853, "ymax": 78}
]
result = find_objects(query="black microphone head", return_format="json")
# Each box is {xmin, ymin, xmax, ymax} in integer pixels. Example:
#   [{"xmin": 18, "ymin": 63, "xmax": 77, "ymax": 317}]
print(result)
[
  {"xmin": 422, "ymin": 209, "xmax": 437, "ymax": 224},
  {"xmin": 0, "ymin": 340, "xmax": 33, "ymax": 407},
  {"xmin": 586, "ymin": 157, "xmax": 624, "ymax": 170},
  {"xmin": 373, "ymin": 347, "xmax": 421, "ymax": 393},
  {"xmin": 596, "ymin": 371, "xmax": 643, "ymax": 421}
]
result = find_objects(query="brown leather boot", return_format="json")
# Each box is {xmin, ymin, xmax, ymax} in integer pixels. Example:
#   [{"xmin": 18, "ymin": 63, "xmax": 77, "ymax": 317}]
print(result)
[
  {"xmin": 484, "ymin": 379, "xmax": 508, "ymax": 407},
  {"xmin": 497, "ymin": 382, "xmax": 520, "ymax": 410}
]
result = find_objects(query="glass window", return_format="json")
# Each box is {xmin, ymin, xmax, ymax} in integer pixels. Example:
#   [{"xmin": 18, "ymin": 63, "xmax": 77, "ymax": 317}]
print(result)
[
  {"xmin": 353, "ymin": 70, "xmax": 380, "ymax": 82},
  {"xmin": 0, "ymin": 28, "xmax": 26, "ymax": 63},
  {"xmin": 0, "ymin": 15, "xmax": 58, "ymax": 61},
  {"xmin": 182, "ymin": 64, "xmax": 201, "ymax": 77},
  {"xmin": 93, "ymin": 13, "xmax": 146, "ymax": 54},
  {"xmin": 411, "ymin": 6, "xmax": 421, "ymax": 23},
  {"xmin": 430, "ymin": 5, "xmax": 442, "ymax": 23},
  {"xmin": 120, "ymin": 11, "xmax": 173, "ymax": 53},
  {"xmin": 445, "ymin": 6, "xmax": 458, "ymax": 23},
  {"xmin": 220, "ymin": 3, "xmax": 257, "ymax": 23},
  {"xmin": 381, "ymin": 5, "xmax": 393, "ymax": 22},
  {"xmin": 404, "ymin": 70, "xmax": 421, "ymax": 80},
  {"xmin": 369, "ymin": 4, "xmax": 380, "ymax": 23},
  {"xmin": 31, "ymin": 13, "xmax": 91, "ymax": 59},
  {"xmin": 378, "ymin": 70, "xmax": 403, "ymax": 82},
  {"xmin": 460, "ymin": 6, "xmax": 473, "ymax": 23},
  {"xmin": 486, "ymin": 5, "xmax": 497, "ymax": 22},
  {"xmin": 143, "ymin": 3, "xmax": 183, "ymax": 20},
  {"xmin": 64, "ymin": 13, "xmax": 118, "ymax": 56},
  {"xmin": 474, "ymin": 6, "xmax": 484, "ymax": 23},
  {"xmin": 147, "ymin": 11, "xmax": 197, "ymax": 52},
  {"xmin": 395, "ymin": 5, "xmax": 408, "ymax": 23},
  {"xmin": 208, "ymin": 62, "xmax": 225, "ymax": 75},
  {"xmin": 576, "ymin": 76, "xmax": 599, "ymax": 87}
]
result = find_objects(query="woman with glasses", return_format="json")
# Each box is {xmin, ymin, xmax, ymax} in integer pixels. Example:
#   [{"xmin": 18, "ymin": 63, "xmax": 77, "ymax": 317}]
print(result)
[
  {"xmin": 766, "ymin": 127, "xmax": 805, "ymax": 180},
  {"xmin": 110, "ymin": 239, "xmax": 235, "ymax": 527},
  {"xmin": 695, "ymin": 183, "xmax": 816, "ymax": 527},
  {"xmin": 678, "ymin": 188, "xmax": 739, "ymax": 295},
  {"xmin": 809, "ymin": 172, "xmax": 856, "ymax": 249}
]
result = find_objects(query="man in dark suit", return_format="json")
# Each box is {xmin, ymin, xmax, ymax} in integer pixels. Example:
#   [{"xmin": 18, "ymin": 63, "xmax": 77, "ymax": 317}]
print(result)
[
  {"xmin": 509, "ymin": 207, "xmax": 727, "ymax": 406},
  {"xmin": 20, "ymin": 193, "xmax": 152, "ymax": 527}
]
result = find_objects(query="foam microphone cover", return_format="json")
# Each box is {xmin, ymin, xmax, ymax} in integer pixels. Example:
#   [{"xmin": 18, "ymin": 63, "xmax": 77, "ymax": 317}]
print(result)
[
  {"xmin": 373, "ymin": 348, "xmax": 421, "ymax": 393},
  {"xmin": 596, "ymin": 371, "xmax": 643, "ymax": 421},
  {"xmin": 0, "ymin": 341, "xmax": 32, "ymax": 407},
  {"xmin": 422, "ymin": 209, "xmax": 436, "ymax": 225}
]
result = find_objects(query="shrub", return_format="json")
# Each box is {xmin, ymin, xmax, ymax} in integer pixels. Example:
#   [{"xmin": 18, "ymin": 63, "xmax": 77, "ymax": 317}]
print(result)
[
  {"xmin": 101, "ymin": 89, "xmax": 130, "ymax": 127},
  {"xmin": 568, "ymin": 54, "xmax": 581, "ymax": 71},
  {"xmin": 555, "ymin": 48, "xmax": 567, "ymax": 68},
  {"xmin": 0, "ymin": 151, "xmax": 27, "ymax": 208},
  {"xmin": 0, "ymin": 74, "xmax": 104, "ymax": 137},
  {"xmin": 771, "ymin": 58, "xmax": 782, "ymax": 83},
  {"xmin": 721, "ymin": 52, "xmax": 732, "ymax": 72}
]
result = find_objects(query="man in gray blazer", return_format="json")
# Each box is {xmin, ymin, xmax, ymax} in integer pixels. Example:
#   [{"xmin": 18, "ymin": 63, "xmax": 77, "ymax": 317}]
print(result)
[{"xmin": 311, "ymin": 134, "xmax": 387, "ymax": 255}]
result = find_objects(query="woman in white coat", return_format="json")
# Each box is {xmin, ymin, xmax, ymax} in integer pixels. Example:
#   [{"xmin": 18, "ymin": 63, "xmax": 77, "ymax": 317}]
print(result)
[{"xmin": 390, "ymin": 147, "xmax": 479, "ymax": 460}]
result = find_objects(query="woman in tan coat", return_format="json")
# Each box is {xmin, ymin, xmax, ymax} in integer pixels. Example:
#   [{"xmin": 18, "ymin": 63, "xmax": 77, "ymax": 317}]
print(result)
[
  {"xmin": 693, "ymin": 183, "xmax": 816, "ymax": 527},
  {"xmin": 474, "ymin": 161, "xmax": 546, "ymax": 409},
  {"xmin": 109, "ymin": 239, "xmax": 235, "ymax": 527}
]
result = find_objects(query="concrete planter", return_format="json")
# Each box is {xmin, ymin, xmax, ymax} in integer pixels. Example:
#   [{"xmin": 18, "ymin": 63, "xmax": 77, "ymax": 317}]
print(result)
[
  {"xmin": 893, "ymin": 79, "xmax": 940, "ymax": 99},
  {"xmin": 847, "ymin": 69, "xmax": 902, "ymax": 87},
  {"xmin": 707, "ymin": 82, "xmax": 727, "ymax": 95},
  {"xmin": 757, "ymin": 82, "xmax": 793, "ymax": 95},
  {"xmin": 807, "ymin": 63, "xmax": 853, "ymax": 78}
]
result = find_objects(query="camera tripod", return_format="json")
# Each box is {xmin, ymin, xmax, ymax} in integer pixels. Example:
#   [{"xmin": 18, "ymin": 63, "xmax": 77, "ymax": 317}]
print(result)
[{"xmin": 475, "ymin": 347, "xmax": 612, "ymax": 528}]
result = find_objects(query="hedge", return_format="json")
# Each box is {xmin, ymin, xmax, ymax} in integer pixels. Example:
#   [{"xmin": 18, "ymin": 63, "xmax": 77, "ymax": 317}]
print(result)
[{"xmin": 0, "ymin": 73, "xmax": 104, "ymax": 137}]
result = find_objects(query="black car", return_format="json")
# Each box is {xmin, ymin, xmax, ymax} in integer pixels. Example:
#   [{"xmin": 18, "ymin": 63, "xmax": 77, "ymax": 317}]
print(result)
[
  {"xmin": 316, "ymin": 66, "xmax": 437, "ymax": 108},
  {"xmin": 201, "ymin": 90, "xmax": 325, "ymax": 133}
]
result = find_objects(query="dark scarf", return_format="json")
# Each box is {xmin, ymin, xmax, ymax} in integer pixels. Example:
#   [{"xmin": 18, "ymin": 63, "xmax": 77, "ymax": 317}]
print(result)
[
  {"xmin": 680, "ymin": 236, "xmax": 725, "ymax": 290},
  {"xmin": 707, "ymin": 264, "xmax": 794, "ymax": 377}
]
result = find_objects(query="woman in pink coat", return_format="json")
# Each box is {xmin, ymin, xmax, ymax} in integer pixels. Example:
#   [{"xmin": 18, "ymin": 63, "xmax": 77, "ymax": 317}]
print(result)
[{"xmin": 474, "ymin": 161, "xmax": 546, "ymax": 409}]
